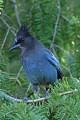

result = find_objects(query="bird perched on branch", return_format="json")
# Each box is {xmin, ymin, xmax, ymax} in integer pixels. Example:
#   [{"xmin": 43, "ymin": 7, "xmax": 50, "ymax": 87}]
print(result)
[{"xmin": 9, "ymin": 25, "xmax": 63, "ymax": 100}]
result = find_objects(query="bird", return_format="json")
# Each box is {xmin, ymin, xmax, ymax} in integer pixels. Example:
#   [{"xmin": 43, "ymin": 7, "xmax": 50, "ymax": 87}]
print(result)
[{"xmin": 9, "ymin": 25, "xmax": 63, "ymax": 100}]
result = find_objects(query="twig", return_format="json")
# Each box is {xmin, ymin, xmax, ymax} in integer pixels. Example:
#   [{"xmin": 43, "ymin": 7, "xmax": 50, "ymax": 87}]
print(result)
[
  {"xmin": 0, "ymin": 17, "xmax": 16, "ymax": 36},
  {"xmin": 62, "ymin": 65, "xmax": 73, "ymax": 78},
  {"xmin": 0, "ymin": 91, "xmax": 23, "ymax": 102},
  {"xmin": 61, "ymin": 113, "xmax": 66, "ymax": 120},
  {"xmin": 59, "ymin": 89, "xmax": 78, "ymax": 96},
  {"xmin": 0, "ymin": 91, "xmax": 48, "ymax": 103},
  {"xmin": 15, "ymin": 66, "xmax": 23, "ymax": 86},
  {"xmin": 0, "ymin": 89, "xmax": 78, "ymax": 103},
  {"xmin": 2, "ymin": 13, "xmax": 12, "ymax": 20},
  {"xmin": 54, "ymin": 44, "xmax": 68, "ymax": 54},
  {"xmin": 53, "ymin": 44, "xmax": 73, "ymax": 77},
  {"xmin": 28, "ymin": 6, "xmax": 33, "ymax": 28},
  {"xmin": 54, "ymin": 44, "xmax": 73, "ymax": 60},
  {"xmin": 16, "ymin": 66, "xmax": 31, "ymax": 93},
  {"xmin": 54, "ymin": 44, "xmax": 72, "ymax": 58},
  {"xmin": 16, "ymin": 66, "xmax": 23, "ymax": 80},
  {"xmin": 0, "ymin": 28, "xmax": 9, "ymax": 50},
  {"xmin": 50, "ymin": 0, "xmax": 60, "ymax": 56},
  {"xmin": 11, "ymin": 0, "xmax": 21, "ymax": 26},
  {"xmin": 62, "ymin": 15, "xmax": 71, "ymax": 23},
  {"xmin": 26, "ymin": 84, "xmax": 31, "ymax": 95}
]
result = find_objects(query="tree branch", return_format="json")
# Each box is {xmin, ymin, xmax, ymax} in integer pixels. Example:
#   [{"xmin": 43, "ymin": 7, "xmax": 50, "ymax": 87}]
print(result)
[
  {"xmin": 26, "ymin": 83, "xmax": 31, "ymax": 95},
  {"xmin": 62, "ymin": 15, "xmax": 71, "ymax": 23},
  {"xmin": 15, "ymin": 66, "xmax": 31, "ymax": 94},
  {"xmin": 60, "ymin": 89, "xmax": 78, "ymax": 96},
  {"xmin": 0, "ymin": 89, "xmax": 78, "ymax": 103},
  {"xmin": 11, "ymin": 0, "xmax": 21, "ymax": 26},
  {"xmin": 0, "ymin": 17, "xmax": 16, "ymax": 36},
  {"xmin": 50, "ymin": 0, "xmax": 60, "ymax": 57},
  {"xmin": 54, "ymin": 44, "xmax": 73, "ymax": 59},
  {"xmin": 28, "ymin": 6, "xmax": 33, "ymax": 28},
  {"xmin": 0, "ymin": 28, "xmax": 9, "ymax": 50},
  {"xmin": 15, "ymin": 66, "xmax": 23, "ymax": 86},
  {"xmin": 62, "ymin": 65, "xmax": 73, "ymax": 78}
]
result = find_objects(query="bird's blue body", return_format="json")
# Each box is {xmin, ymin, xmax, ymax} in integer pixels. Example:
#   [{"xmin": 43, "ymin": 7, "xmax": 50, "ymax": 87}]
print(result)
[
  {"xmin": 9, "ymin": 25, "xmax": 63, "ymax": 95},
  {"xmin": 22, "ymin": 43, "xmax": 57, "ymax": 86}
]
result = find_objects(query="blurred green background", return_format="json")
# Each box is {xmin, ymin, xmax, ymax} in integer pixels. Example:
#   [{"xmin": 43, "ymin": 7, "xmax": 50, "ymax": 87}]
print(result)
[
  {"xmin": 0, "ymin": 0, "xmax": 80, "ymax": 78},
  {"xmin": 0, "ymin": 0, "xmax": 80, "ymax": 119}
]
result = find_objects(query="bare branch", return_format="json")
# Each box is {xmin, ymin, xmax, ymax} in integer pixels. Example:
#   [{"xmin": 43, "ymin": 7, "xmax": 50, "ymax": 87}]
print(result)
[
  {"xmin": 54, "ymin": 44, "xmax": 73, "ymax": 59},
  {"xmin": 50, "ymin": 0, "xmax": 60, "ymax": 55},
  {"xmin": 60, "ymin": 89, "xmax": 78, "ymax": 96},
  {"xmin": 16, "ymin": 66, "xmax": 23, "ymax": 80},
  {"xmin": 15, "ymin": 66, "xmax": 23, "ymax": 86},
  {"xmin": 54, "ymin": 44, "xmax": 73, "ymax": 77},
  {"xmin": 0, "ymin": 28, "xmax": 9, "ymax": 50},
  {"xmin": 62, "ymin": 65, "xmax": 73, "ymax": 78},
  {"xmin": 62, "ymin": 15, "xmax": 71, "ymax": 23},
  {"xmin": 15, "ymin": 66, "xmax": 31, "ymax": 93},
  {"xmin": 0, "ymin": 89, "xmax": 78, "ymax": 103},
  {"xmin": 25, "ymin": 84, "xmax": 31, "ymax": 95},
  {"xmin": 11, "ymin": 0, "xmax": 21, "ymax": 26},
  {"xmin": 0, "ymin": 17, "xmax": 16, "ymax": 36},
  {"xmin": 28, "ymin": 6, "xmax": 33, "ymax": 28},
  {"xmin": 0, "ymin": 91, "xmax": 23, "ymax": 102}
]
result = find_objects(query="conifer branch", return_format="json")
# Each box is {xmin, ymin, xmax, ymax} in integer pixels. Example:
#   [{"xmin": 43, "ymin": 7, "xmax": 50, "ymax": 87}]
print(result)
[
  {"xmin": 59, "ymin": 89, "xmax": 78, "ymax": 96},
  {"xmin": 0, "ymin": 89, "xmax": 78, "ymax": 103}
]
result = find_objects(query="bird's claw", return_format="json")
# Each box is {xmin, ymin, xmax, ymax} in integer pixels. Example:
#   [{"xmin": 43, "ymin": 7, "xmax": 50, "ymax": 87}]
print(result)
[
  {"xmin": 23, "ymin": 96, "xmax": 28, "ymax": 102},
  {"xmin": 44, "ymin": 91, "xmax": 48, "ymax": 97}
]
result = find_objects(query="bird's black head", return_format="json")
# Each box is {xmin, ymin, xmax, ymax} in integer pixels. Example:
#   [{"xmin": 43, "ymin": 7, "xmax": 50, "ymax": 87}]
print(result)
[{"xmin": 9, "ymin": 25, "xmax": 31, "ymax": 51}]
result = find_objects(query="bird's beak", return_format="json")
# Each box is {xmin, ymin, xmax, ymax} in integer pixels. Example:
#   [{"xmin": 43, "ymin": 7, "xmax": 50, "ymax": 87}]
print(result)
[{"xmin": 9, "ymin": 43, "xmax": 21, "ymax": 51}]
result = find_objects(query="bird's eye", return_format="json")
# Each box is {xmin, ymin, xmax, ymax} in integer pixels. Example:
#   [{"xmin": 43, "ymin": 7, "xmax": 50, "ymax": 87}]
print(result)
[{"xmin": 21, "ymin": 39, "xmax": 24, "ymax": 42}]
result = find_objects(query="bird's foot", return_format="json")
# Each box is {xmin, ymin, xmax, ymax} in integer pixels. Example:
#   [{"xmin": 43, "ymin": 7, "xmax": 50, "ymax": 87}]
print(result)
[
  {"xmin": 23, "ymin": 96, "xmax": 28, "ymax": 102},
  {"xmin": 44, "ymin": 91, "xmax": 48, "ymax": 97}
]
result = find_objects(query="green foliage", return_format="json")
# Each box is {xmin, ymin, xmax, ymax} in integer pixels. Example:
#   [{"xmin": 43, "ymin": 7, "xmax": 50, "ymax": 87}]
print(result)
[
  {"xmin": 0, "ymin": 77, "xmax": 80, "ymax": 120},
  {"xmin": 0, "ymin": 0, "xmax": 80, "ymax": 119},
  {"xmin": 0, "ymin": 0, "xmax": 80, "ymax": 78},
  {"xmin": 0, "ymin": 0, "xmax": 3, "ymax": 15}
]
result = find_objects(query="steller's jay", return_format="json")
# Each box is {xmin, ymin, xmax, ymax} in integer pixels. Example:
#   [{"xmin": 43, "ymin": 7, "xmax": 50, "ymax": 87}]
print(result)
[{"xmin": 9, "ymin": 25, "xmax": 63, "ymax": 99}]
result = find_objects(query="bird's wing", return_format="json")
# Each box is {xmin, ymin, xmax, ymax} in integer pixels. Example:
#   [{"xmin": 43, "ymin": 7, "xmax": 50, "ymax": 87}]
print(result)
[{"xmin": 45, "ymin": 49, "xmax": 64, "ymax": 79}]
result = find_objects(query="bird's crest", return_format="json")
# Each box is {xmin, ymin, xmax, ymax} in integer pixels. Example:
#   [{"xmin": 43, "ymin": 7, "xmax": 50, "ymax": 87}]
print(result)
[
  {"xmin": 20, "ymin": 24, "xmax": 28, "ymax": 31},
  {"xmin": 14, "ymin": 24, "xmax": 30, "ymax": 43},
  {"xmin": 18, "ymin": 24, "xmax": 30, "ymax": 36}
]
